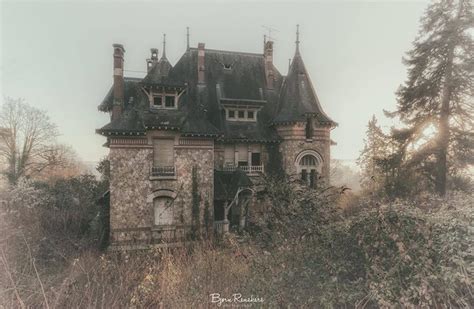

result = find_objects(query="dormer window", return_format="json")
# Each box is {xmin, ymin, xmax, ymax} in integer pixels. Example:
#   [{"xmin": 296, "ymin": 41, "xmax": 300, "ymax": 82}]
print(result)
[
  {"xmin": 165, "ymin": 96, "xmax": 176, "ymax": 108},
  {"xmin": 153, "ymin": 96, "xmax": 163, "ymax": 107},
  {"xmin": 149, "ymin": 92, "xmax": 178, "ymax": 110},
  {"xmin": 223, "ymin": 63, "xmax": 232, "ymax": 70},
  {"xmin": 226, "ymin": 108, "xmax": 258, "ymax": 122}
]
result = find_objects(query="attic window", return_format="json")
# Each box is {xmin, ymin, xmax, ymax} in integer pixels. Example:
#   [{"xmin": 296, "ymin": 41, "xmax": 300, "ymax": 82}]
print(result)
[
  {"xmin": 150, "ymin": 91, "xmax": 178, "ymax": 110},
  {"xmin": 226, "ymin": 108, "xmax": 258, "ymax": 122},
  {"xmin": 165, "ymin": 96, "xmax": 175, "ymax": 108},
  {"xmin": 153, "ymin": 96, "xmax": 163, "ymax": 106}
]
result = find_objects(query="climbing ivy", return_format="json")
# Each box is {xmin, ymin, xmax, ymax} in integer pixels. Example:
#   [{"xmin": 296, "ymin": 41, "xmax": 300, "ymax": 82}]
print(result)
[{"xmin": 191, "ymin": 166, "xmax": 201, "ymax": 239}]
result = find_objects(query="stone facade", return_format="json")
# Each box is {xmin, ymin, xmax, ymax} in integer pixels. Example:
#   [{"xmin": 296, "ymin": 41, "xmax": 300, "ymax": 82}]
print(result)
[
  {"xmin": 108, "ymin": 135, "xmax": 214, "ymax": 246},
  {"xmin": 275, "ymin": 120, "xmax": 331, "ymax": 180},
  {"xmin": 98, "ymin": 34, "xmax": 336, "ymax": 249}
]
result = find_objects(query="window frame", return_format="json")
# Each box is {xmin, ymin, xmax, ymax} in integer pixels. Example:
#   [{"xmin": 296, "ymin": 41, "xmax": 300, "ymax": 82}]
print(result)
[
  {"xmin": 149, "ymin": 91, "xmax": 178, "ymax": 110},
  {"xmin": 164, "ymin": 95, "xmax": 176, "ymax": 108}
]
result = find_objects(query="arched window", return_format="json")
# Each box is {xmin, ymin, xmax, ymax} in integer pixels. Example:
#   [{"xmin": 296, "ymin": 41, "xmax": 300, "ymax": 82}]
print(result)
[
  {"xmin": 297, "ymin": 153, "xmax": 321, "ymax": 188},
  {"xmin": 153, "ymin": 197, "xmax": 174, "ymax": 226},
  {"xmin": 300, "ymin": 155, "xmax": 317, "ymax": 167}
]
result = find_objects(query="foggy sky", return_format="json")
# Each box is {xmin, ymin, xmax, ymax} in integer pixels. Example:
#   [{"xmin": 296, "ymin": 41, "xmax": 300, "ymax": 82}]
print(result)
[{"xmin": 1, "ymin": 0, "xmax": 428, "ymax": 163}]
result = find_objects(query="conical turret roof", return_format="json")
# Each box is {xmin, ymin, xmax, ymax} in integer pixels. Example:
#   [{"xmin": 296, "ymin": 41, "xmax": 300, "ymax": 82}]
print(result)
[{"xmin": 273, "ymin": 27, "xmax": 335, "ymax": 126}]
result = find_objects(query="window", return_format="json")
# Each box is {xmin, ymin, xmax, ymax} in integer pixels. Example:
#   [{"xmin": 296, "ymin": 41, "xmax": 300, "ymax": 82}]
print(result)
[
  {"xmin": 153, "ymin": 96, "xmax": 162, "ymax": 106},
  {"xmin": 226, "ymin": 109, "xmax": 257, "ymax": 121},
  {"xmin": 165, "ymin": 96, "xmax": 175, "ymax": 108},
  {"xmin": 300, "ymin": 155, "xmax": 317, "ymax": 166},
  {"xmin": 154, "ymin": 197, "xmax": 174, "ymax": 225},
  {"xmin": 251, "ymin": 153, "xmax": 261, "ymax": 166},
  {"xmin": 299, "ymin": 154, "xmax": 319, "ymax": 188},
  {"xmin": 223, "ymin": 63, "xmax": 232, "ymax": 70},
  {"xmin": 153, "ymin": 139, "xmax": 174, "ymax": 167}
]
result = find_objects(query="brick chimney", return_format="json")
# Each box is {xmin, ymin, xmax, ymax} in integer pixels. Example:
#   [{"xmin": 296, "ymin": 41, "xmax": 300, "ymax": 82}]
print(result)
[
  {"xmin": 147, "ymin": 48, "xmax": 158, "ymax": 72},
  {"xmin": 197, "ymin": 43, "xmax": 205, "ymax": 84},
  {"xmin": 264, "ymin": 40, "xmax": 274, "ymax": 89},
  {"xmin": 112, "ymin": 43, "xmax": 125, "ymax": 121}
]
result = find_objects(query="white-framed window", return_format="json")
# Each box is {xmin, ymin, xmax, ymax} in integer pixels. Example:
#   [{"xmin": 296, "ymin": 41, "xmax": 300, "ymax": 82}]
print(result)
[
  {"xmin": 225, "ymin": 108, "xmax": 258, "ymax": 122},
  {"xmin": 150, "ymin": 92, "xmax": 177, "ymax": 110},
  {"xmin": 153, "ymin": 96, "xmax": 163, "ymax": 107},
  {"xmin": 297, "ymin": 153, "xmax": 322, "ymax": 188},
  {"xmin": 165, "ymin": 95, "xmax": 176, "ymax": 108}
]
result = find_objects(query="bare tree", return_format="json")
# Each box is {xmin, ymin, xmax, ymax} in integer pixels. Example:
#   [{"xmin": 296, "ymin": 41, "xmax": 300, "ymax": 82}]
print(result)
[{"xmin": 0, "ymin": 97, "xmax": 69, "ymax": 184}]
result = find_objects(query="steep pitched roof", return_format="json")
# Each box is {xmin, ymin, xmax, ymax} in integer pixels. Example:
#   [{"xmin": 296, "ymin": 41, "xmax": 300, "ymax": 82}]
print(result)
[
  {"xmin": 141, "ymin": 58, "xmax": 177, "ymax": 85},
  {"xmin": 97, "ymin": 38, "xmax": 334, "ymax": 140},
  {"xmin": 273, "ymin": 47, "xmax": 335, "ymax": 126}
]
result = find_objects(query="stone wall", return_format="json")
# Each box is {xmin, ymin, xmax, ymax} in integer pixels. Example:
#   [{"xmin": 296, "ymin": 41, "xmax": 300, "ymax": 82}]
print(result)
[
  {"xmin": 276, "ymin": 121, "xmax": 331, "ymax": 180},
  {"xmin": 108, "ymin": 135, "xmax": 214, "ymax": 246}
]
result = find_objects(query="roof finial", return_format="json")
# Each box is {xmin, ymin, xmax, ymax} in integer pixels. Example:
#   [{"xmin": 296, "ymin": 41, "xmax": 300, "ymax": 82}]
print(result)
[
  {"xmin": 162, "ymin": 33, "xmax": 167, "ymax": 59},
  {"xmin": 296, "ymin": 24, "xmax": 300, "ymax": 51},
  {"xmin": 186, "ymin": 27, "xmax": 190, "ymax": 50}
]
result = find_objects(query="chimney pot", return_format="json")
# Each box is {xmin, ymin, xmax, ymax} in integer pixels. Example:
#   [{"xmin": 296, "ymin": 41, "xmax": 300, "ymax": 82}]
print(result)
[
  {"xmin": 198, "ymin": 43, "xmax": 205, "ymax": 84},
  {"xmin": 264, "ymin": 41, "xmax": 274, "ymax": 89},
  {"xmin": 112, "ymin": 43, "xmax": 125, "ymax": 121}
]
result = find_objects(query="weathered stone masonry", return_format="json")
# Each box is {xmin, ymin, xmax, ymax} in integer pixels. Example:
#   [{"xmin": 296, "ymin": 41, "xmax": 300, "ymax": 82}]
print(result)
[{"xmin": 109, "ymin": 137, "xmax": 214, "ymax": 244}]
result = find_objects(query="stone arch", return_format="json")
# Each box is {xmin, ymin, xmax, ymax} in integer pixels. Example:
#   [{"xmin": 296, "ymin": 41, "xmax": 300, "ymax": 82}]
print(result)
[
  {"xmin": 146, "ymin": 189, "xmax": 177, "ymax": 203},
  {"xmin": 147, "ymin": 189, "xmax": 177, "ymax": 226},
  {"xmin": 294, "ymin": 150, "xmax": 323, "ymax": 187},
  {"xmin": 294, "ymin": 149, "xmax": 323, "ymax": 173}
]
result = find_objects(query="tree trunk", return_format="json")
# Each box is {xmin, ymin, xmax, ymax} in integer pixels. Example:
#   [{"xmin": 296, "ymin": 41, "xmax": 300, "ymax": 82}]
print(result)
[
  {"xmin": 436, "ymin": 49, "xmax": 453, "ymax": 196},
  {"xmin": 436, "ymin": 34, "xmax": 455, "ymax": 196}
]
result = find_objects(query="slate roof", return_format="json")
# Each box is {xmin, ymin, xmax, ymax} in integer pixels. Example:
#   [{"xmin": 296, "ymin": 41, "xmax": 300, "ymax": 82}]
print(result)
[
  {"xmin": 97, "ymin": 41, "xmax": 334, "ymax": 140},
  {"xmin": 273, "ymin": 48, "xmax": 336, "ymax": 126}
]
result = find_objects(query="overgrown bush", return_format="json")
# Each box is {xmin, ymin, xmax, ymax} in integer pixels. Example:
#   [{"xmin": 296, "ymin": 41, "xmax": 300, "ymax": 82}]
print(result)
[{"xmin": 1, "ymin": 175, "xmax": 472, "ymax": 308}]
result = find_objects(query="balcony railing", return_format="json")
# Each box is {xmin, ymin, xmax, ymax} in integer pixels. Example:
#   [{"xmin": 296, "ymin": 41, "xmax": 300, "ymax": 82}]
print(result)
[
  {"xmin": 221, "ymin": 164, "xmax": 264, "ymax": 175},
  {"xmin": 150, "ymin": 166, "xmax": 176, "ymax": 178}
]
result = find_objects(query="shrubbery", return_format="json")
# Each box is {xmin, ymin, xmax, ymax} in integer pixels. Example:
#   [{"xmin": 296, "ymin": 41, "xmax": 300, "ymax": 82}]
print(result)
[{"xmin": 0, "ymin": 176, "xmax": 472, "ymax": 307}]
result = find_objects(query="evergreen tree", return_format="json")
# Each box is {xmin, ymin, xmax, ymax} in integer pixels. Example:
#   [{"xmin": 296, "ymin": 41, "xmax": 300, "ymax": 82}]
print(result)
[
  {"xmin": 387, "ymin": 0, "xmax": 473, "ymax": 196},
  {"xmin": 358, "ymin": 116, "xmax": 391, "ymax": 194}
]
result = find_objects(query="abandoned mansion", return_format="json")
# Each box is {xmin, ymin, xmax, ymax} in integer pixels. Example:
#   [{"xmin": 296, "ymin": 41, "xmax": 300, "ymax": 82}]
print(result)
[{"xmin": 97, "ymin": 27, "xmax": 336, "ymax": 249}]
